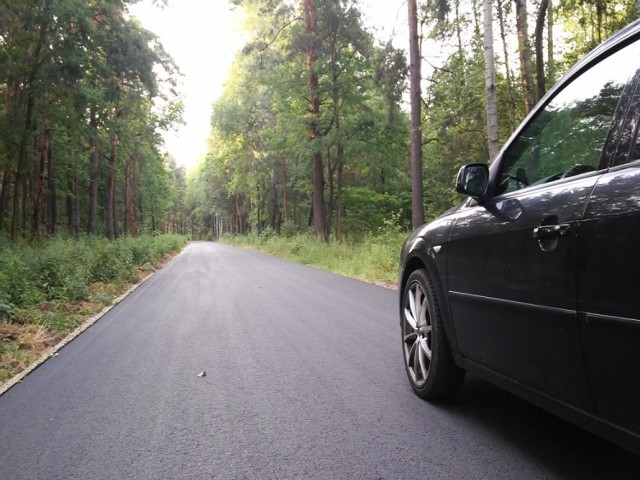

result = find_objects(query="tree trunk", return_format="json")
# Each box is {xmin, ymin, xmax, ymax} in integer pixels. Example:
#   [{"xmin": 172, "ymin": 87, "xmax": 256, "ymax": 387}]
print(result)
[
  {"xmin": 547, "ymin": 0, "xmax": 555, "ymax": 86},
  {"xmin": 335, "ymin": 159, "xmax": 344, "ymax": 241},
  {"xmin": 124, "ymin": 151, "xmax": 137, "ymax": 236},
  {"xmin": 483, "ymin": 0, "xmax": 500, "ymax": 162},
  {"xmin": 595, "ymin": 1, "xmax": 603, "ymax": 43},
  {"xmin": 31, "ymin": 122, "xmax": 50, "ymax": 236},
  {"xmin": 10, "ymin": 1, "xmax": 50, "ymax": 240},
  {"xmin": 11, "ymin": 93, "xmax": 34, "ymax": 240},
  {"xmin": 47, "ymin": 146, "xmax": 56, "ymax": 235},
  {"xmin": 67, "ymin": 176, "xmax": 79, "ymax": 236},
  {"xmin": 0, "ymin": 166, "xmax": 10, "ymax": 231},
  {"xmin": 106, "ymin": 132, "xmax": 118, "ymax": 240},
  {"xmin": 408, "ymin": 0, "xmax": 425, "ymax": 228},
  {"xmin": 87, "ymin": 107, "xmax": 99, "ymax": 236},
  {"xmin": 304, "ymin": 0, "xmax": 326, "ymax": 240},
  {"xmin": 454, "ymin": 0, "xmax": 465, "ymax": 72},
  {"xmin": 270, "ymin": 168, "xmax": 278, "ymax": 230},
  {"xmin": 281, "ymin": 157, "xmax": 288, "ymax": 223},
  {"xmin": 257, "ymin": 184, "xmax": 263, "ymax": 232},
  {"xmin": 497, "ymin": 0, "xmax": 517, "ymax": 131},
  {"xmin": 535, "ymin": 0, "xmax": 550, "ymax": 102},
  {"xmin": 471, "ymin": 0, "xmax": 482, "ymax": 41},
  {"xmin": 515, "ymin": 0, "xmax": 535, "ymax": 114},
  {"xmin": 326, "ymin": 150, "xmax": 335, "ymax": 240}
]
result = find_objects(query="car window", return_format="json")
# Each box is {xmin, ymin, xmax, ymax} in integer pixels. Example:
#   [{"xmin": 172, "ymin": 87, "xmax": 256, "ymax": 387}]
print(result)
[{"xmin": 497, "ymin": 40, "xmax": 640, "ymax": 195}]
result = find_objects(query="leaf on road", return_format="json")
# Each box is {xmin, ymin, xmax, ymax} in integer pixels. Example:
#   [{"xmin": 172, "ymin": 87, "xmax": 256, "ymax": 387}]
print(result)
[{"xmin": 197, "ymin": 371, "xmax": 207, "ymax": 377}]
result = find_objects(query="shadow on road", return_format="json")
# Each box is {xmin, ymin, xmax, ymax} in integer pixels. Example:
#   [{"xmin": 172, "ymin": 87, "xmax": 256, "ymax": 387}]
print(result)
[{"xmin": 439, "ymin": 375, "xmax": 640, "ymax": 479}]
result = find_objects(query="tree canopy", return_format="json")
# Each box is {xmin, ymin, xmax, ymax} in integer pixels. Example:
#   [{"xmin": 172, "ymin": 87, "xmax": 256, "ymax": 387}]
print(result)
[
  {"xmin": 0, "ymin": 0, "xmax": 183, "ymax": 240},
  {"xmin": 1, "ymin": 0, "xmax": 637, "ymax": 243},
  {"xmin": 186, "ymin": 0, "xmax": 638, "ymax": 241}
]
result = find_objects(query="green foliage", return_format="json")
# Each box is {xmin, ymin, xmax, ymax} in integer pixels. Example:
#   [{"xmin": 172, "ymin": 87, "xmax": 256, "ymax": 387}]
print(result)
[
  {"xmin": 0, "ymin": 0, "xmax": 183, "ymax": 239},
  {"xmin": 90, "ymin": 238, "xmax": 135, "ymax": 284},
  {"xmin": 25, "ymin": 238, "xmax": 93, "ymax": 301},
  {"xmin": 188, "ymin": 0, "xmax": 639, "ymax": 243},
  {"xmin": 222, "ymin": 224, "xmax": 406, "ymax": 285},
  {"xmin": 0, "ymin": 252, "xmax": 42, "ymax": 310},
  {"xmin": 557, "ymin": 0, "xmax": 637, "ymax": 66},
  {"xmin": 341, "ymin": 187, "xmax": 403, "ymax": 238},
  {"xmin": 0, "ymin": 235, "xmax": 187, "ymax": 314},
  {"xmin": 189, "ymin": 0, "xmax": 410, "ymax": 240}
]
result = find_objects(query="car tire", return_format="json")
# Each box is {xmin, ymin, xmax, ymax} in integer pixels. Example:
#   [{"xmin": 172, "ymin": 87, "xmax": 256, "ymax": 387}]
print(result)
[{"xmin": 401, "ymin": 268, "xmax": 464, "ymax": 400}]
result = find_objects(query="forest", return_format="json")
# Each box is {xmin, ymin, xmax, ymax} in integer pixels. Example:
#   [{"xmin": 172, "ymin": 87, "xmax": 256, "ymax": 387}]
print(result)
[{"xmin": 0, "ymin": 0, "xmax": 638, "ymax": 243}]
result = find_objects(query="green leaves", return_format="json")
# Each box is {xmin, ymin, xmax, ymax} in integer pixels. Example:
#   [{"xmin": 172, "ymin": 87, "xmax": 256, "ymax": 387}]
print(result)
[
  {"xmin": 0, "ymin": 0, "xmax": 183, "ymax": 239},
  {"xmin": 188, "ymin": 0, "xmax": 412, "ymax": 239}
]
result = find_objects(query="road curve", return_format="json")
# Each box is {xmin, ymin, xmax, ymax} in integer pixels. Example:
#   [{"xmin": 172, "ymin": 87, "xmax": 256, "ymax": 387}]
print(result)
[{"xmin": 1, "ymin": 242, "xmax": 638, "ymax": 479}]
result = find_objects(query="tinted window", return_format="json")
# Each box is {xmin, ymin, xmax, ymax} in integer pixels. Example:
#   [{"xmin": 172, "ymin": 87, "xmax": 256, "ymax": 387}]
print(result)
[{"xmin": 497, "ymin": 40, "xmax": 640, "ymax": 194}]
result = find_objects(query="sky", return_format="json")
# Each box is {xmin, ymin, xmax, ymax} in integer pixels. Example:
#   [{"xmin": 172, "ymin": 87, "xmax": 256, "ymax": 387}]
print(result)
[{"xmin": 128, "ymin": 0, "xmax": 408, "ymax": 172}]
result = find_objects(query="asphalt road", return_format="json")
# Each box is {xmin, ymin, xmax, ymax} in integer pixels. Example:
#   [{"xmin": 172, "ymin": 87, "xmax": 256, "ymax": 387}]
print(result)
[{"xmin": 1, "ymin": 242, "xmax": 639, "ymax": 479}]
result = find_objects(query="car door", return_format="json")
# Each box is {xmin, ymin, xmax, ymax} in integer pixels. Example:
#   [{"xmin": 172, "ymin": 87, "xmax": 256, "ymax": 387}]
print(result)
[
  {"xmin": 578, "ymin": 111, "xmax": 640, "ymax": 433},
  {"xmin": 446, "ymin": 39, "xmax": 640, "ymax": 410}
]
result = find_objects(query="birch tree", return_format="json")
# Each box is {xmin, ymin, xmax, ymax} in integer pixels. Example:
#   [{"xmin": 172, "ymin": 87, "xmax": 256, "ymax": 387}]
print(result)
[{"xmin": 484, "ymin": 0, "xmax": 499, "ymax": 162}]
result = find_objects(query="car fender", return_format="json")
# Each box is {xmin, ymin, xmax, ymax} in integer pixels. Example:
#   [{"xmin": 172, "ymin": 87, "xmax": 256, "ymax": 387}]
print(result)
[{"xmin": 399, "ymin": 232, "xmax": 461, "ymax": 362}]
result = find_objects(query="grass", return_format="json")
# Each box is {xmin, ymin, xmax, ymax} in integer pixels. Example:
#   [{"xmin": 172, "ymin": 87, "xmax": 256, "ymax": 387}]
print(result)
[
  {"xmin": 221, "ymin": 229, "xmax": 407, "ymax": 287},
  {"xmin": 0, "ymin": 234, "xmax": 187, "ymax": 385}
]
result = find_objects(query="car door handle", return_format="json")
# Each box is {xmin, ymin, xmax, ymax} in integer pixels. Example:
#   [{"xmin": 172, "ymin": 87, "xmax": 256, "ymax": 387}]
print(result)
[{"xmin": 533, "ymin": 223, "xmax": 571, "ymax": 240}]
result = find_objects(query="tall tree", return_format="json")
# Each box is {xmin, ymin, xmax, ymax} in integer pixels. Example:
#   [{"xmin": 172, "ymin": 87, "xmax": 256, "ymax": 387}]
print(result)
[
  {"xmin": 8, "ymin": 0, "xmax": 52, "ymax": 240},
  {"xmin": 514, "ymin": 0, "xmax": 535, "ymax": 114},
  {"xmin": 303, "ymin": 0, "xmax": 326, "ymax": 239},
  {"xmin": 408, "ymin": 0, "xmax": 425, "ymax": 228},
  {"xmin": 497, "ymin": 0, "xmax": 517, "ymax": 130},
  {"xmin": 484, "ymin": 0, "xmax": 500, "ymax": 162},
  {"xmin": 535, "ymin": 0, "xmax": 550, "ymax": 102},
  {"xmin": 547, "ymin": 0, "xmax": 555, "ymax": 86}
]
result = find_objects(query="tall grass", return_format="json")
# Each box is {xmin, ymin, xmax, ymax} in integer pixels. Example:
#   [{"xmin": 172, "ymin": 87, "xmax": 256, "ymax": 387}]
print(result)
[{"xmin": 221, "ymin": 229, "xmax": 406, "ymax": 286}]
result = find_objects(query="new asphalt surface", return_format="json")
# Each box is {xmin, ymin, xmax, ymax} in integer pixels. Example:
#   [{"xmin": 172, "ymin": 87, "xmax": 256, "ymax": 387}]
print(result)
[{"xmin": 1, "ymin": 242, "xmax": 639, "ymax": 479}]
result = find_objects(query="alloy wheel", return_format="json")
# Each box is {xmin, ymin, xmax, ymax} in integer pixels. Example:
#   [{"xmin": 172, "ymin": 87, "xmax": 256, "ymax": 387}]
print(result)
[{"xmin": 402, "ymin": 281, "xmax": 432, "ymax": 387}]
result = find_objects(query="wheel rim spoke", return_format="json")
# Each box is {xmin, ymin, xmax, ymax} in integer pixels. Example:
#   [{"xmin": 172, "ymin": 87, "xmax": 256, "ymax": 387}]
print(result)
[
  {"xmin": 413, "ymin": 340, "xmax": 423, "ymax": 379},
  {"xmin": 404, "ymin": 307, "xmax": 417, "ymax": 330},
  {"xmin": 419, "ymin": 336, "xmax": 431, "ymax": 360},
  {"xmin": 403, "ymin": 280, "xmax": 432, "ymax": 387},
  {"xmin": 419, "ymin": 295, "xmax": 427, "ymax": 326},
  {"xmin": 417, "ymin": 341, "xmax": 428, "ymax": 380},
  {"xmin": 409, "ymin": 287, "xmax": 418, "ymax": 324}
]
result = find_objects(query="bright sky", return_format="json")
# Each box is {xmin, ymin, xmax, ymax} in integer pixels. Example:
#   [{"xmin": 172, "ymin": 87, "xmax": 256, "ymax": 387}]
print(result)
[{"xmin": 129, "ymin": 0, "xmax": 407, "ymax": 172}]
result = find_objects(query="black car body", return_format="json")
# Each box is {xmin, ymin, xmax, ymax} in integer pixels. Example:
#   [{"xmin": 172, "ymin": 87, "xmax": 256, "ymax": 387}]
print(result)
[{"xmin": 398, "ymin": 20, "xmax": 640, "ymax": 454}]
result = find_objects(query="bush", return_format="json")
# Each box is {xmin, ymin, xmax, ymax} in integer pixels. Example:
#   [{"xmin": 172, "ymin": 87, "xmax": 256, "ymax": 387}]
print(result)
[
  {"xmin": 28, "ymin": 239, "xmax": 92, "ymax": 302},
  {"xmin": 90, "ymin": 238, "xmax": 135, "ymax": 284},
  {"xmin": 0, "ymin": 251, "xmax": 43, "ymax": 308},
  {"xmin": 0, "ymin": 234, "xmax": 187, "ymax": 314}
]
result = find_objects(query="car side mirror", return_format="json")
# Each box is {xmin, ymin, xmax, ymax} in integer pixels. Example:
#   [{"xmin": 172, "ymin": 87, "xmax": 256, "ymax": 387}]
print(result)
[{"xmin": 456, "ymin": 163, "xmax": 489, "ymax": 200}]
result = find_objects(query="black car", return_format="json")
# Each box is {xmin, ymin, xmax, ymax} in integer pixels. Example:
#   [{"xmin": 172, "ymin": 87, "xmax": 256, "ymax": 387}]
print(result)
[{"xmin": 398, "ymin": 20, "xmax": 640, "ymax": 455}]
